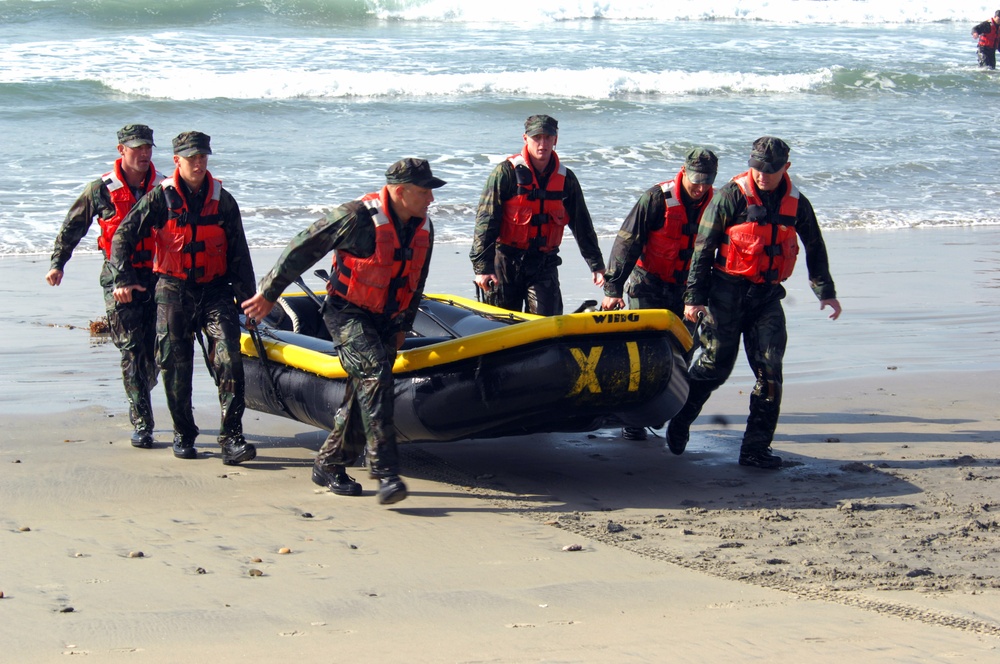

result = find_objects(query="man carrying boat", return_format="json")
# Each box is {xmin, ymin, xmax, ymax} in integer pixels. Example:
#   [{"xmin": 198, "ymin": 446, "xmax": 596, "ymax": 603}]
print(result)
[
  {"xmin": 110, "ymin": 131, "xmax": 258, "ymax": 466},
  {"xmin": 668, "ymin": 137, "xmax": 842, "ymax": 469},
  {"xmin": 241, "ymin": 158, "xmax": 444, "ymax": 505},
  {"xmin": 600, "ymin": 147, "xmax": 719, "ymax": 441},
  {"xmin": 46, "ymin": 124, "xmax": 164, "ymax": 450},
  {"xmin": 470, "ymin": 114, "xmax": 605, "ymax": 315}
]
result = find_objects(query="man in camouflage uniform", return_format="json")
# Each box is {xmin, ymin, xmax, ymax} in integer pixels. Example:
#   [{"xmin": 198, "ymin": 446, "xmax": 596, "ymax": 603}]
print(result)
[
  {"xmin": 668, "ymin": 137, "xmax": 842, "ymax": 469},
  {"xmin": 110, "ymin": 131, "xmax": 257, "ymax": 465},
  {"xmin": 46, "ymin": 124, "xmax": 164, "ymax": 449},
  {"xmin": 600, "ymin": 147, "xmax": 719, "ymax": 441},
  {"xmin": 470, "ymin": 114, "xmax": 605, "ymax": 315},
  {"xmin": 242, "ymin": 158, "xmax": 444, "ymax": 505}
]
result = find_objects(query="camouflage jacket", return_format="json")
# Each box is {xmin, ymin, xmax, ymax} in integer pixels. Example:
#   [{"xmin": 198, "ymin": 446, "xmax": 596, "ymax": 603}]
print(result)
[
  {"xmin": 49, "ymin": 174, "xmax": 149, "ymax": 271},
  {"xmin": 258, "ymin": 198, "xmax": 434, "ymax": 335},
  {"xmin": 603, "ymin": 182, "xmax": 705, "ymax": 299},
  {"xmin": 109, "ymin": 177, "xmax": 256, "ymax": 303},
  {"xmin": 469, "ymin": 157, "xmax": 605, "ymax": 275},
  {"xmin": 684, "ymin": 178, "xmax": 837, "ymax": 306}
]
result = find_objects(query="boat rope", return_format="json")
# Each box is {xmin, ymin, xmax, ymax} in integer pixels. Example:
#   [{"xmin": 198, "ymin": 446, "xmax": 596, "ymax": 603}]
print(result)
[{"xmin": 245, "ymin": 319, "xmax": 293, "ymax": 417}]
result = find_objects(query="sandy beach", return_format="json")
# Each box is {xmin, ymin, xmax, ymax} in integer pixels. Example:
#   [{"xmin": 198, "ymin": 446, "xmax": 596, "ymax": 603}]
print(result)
[{"xmin": 1, "ymin": 226, "xmax": 998, "ymax": 662}]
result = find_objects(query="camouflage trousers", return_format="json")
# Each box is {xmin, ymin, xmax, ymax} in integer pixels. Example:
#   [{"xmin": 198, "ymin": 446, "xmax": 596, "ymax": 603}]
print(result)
[
  {"xmin": 155, "ymin": 278, "xmax": 245, "ymax": 443},
  {"xmin": 100, "ymin": 263, "xmax": 157, "ymax": 433},
  {"xmin": 315, "ymin": 303, "xmax": 400, "ymax": 477},
  {"xmin": 979, "ymin": 46, "xmax": 997, "ymax": 69},
  {"xmin": 671, "ymin": 272, "xmax": 788, "ymax": 452},
  {"xmin": 484, "ymin": 244, "xmax": 564, "ymax": 315}
]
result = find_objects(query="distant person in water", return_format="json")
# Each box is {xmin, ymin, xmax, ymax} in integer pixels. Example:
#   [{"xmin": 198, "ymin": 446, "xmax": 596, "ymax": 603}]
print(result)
[
  {"xmin": 972, "ymin": 11, "xmax": 1000, "ymax": 70},
  {"xmin": 470, "ymin": 114, "xmax": 605, "ymax": 315},
  {"xmin": 46, "ymin": 124, "xmax": 164, "ymax": 450}
]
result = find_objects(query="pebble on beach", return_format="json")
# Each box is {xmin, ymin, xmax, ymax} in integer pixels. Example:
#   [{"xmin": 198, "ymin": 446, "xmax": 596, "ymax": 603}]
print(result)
[
  {"xmin": 278, "ymin": 547, "xmax": 292, "ymax": 554},
  {"xmin": 18, "ymin": 526, "xmax": 30, "ymax": 532},
  {"xmin": 249, "ymin": 569, "xmax": 263, "ymax": 577},
  {"xmin": 562, "ymin": 544, "xmax": 583, "ymax": 552},
  {"xmin": 250, "ymin": 557, "xmax": 263, "ymax": 563},
  {"xmin": 128, "ymin": 551, "xmax": 144, "ymax": 558}
]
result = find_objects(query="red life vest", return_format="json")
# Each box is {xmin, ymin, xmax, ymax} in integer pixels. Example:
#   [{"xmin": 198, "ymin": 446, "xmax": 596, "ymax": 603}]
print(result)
[
  {"xmin": 717, "ymin": 170, "xmax": 800, "ymax": 284},
  {"xmin": 152, "ymin": 171, "xmax": 228, "ymax": 283},
  {"xmin": 635, "ymin": 171, "xmax": 711, "ymax": 284},
  {"xmin": 98, "ymin": 159, "xmax": 164, "ymax": 269},
  {"xmin": 329, "ymin": 187, "xmax": 432, "ymax": 318},
  {"xmin": 979, "ymin": 20, "xmax": 1000, "ymax": 48},
  {"xmin": 497, "ymin": 148, "xmax": 568, "ymax": 252}
]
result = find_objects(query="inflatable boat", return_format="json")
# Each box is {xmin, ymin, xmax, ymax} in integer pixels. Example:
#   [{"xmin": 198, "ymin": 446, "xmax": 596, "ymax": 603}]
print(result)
[{"xmin": 240, "ymin": 290, "xmax": 692, "ymax": 443}]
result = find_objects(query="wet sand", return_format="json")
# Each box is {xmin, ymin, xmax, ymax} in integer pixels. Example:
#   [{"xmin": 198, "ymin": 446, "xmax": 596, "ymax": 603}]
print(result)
[{"xmin": 1, "ymin": 227, "xmax": 998, "ymax": 661}]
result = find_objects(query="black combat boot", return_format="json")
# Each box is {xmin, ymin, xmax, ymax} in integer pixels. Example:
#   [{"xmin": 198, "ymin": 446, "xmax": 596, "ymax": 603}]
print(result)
[
  {"xmin": 665, "ymin": 419, "xmax": 690, "ymax": 455},
  {"xmin": 312, "ymin": 464, "xmax": 363, "ymax": 496},
  {"xmin": 172, "ymin": 433, "xmax": 197, "ymax": 459},
  {"xmin": 376, "ymin": 475, "xmax": 408, "ymax": 505},
  {"xmin": 221, "ymin": 436, "xmax": 257, "ymax": 465},
  {"xmin": 738, "ymin": 447, "xmax": 782, "ymax": 469},
  {"xmin": 131, "ymin": 426, "xmax": 154, "ymax": 449},
  {"xmin": 621, "ymin": 426, "xmax": 647, "ymax": 441}
]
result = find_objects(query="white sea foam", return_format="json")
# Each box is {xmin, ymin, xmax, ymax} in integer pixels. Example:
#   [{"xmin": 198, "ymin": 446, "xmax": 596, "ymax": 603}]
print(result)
[
  {"xmin": 94, "ymin": 65, "xmax": 835, "ymax": 101},
  {"xmin": 376, "ymin": 0, "xmax": 1000, "ymax": 25}
]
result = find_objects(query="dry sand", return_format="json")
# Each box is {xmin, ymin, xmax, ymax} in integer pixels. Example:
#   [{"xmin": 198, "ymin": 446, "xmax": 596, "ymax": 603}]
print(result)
[{"xmin": 1, "ymin": 228, "xmax": 998, "ymax": 661}]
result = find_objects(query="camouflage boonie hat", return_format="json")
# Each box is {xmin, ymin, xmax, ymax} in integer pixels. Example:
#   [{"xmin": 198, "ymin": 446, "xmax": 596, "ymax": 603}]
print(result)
[
  {"xmin": 117, "ymin": 124, "xmax": 155, "ymax": 148},
  {"xmin": 385, "ymin": 158, "xmax": 446, "ymax": 189},
  {"xmin": 172, "ymin": 131, "xmax": 213, "ymax": 157},
  {"xmin": 524, "ymin": 114, "xmax": 558, "ymax": 137},
  {"xmin": 684, "ymin": 147, "xmax": 719, "ymax": 185},
  {"xmin": 748, "ymin": 136, "xmax": 790, "ymax": 174}
]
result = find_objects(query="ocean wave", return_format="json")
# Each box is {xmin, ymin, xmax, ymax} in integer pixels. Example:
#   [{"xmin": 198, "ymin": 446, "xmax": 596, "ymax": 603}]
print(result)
[
  {"xmin": 0, "ymin": 0, "xmax": 996, "ymax": 26},
  {"xmin": 93, "ymin": 66, "xmax": 835, "ymax": 101}
]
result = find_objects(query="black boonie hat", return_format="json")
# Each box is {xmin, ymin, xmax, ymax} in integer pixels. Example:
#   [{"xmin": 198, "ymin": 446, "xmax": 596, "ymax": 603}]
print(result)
[
  {"xmin": 748, "ymin": 136, "xmax": 790, "ymax": 174},
  {"xmin": 117, "ymin": 124, "xmax": 155, "ymax": 148},
  {"xmin": 172, "ymin": 131, "xmax": 213, "ymax": 157},
  {"xmin": 385, "ymin": 158, "xmax": 446, "ymax": 189},
  {"xmin": 684, "ymin": 147, "xmax": 719, "ymax": 185},
  {"xmin": 524, "ymin": 114, "xmax": 558, "ymax": 137}
]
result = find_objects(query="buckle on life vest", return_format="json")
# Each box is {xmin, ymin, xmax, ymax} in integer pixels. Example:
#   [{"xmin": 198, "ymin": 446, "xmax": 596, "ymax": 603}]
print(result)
[
  {"xmin": 531, "ymin": 213, "xmax": 548, "ymax": 227},
  {"xmin": 761, "ymin": 268, "xmax": 780, "ymax": 283},
  {"xmin": 394, "ymin": 247, "xmax": 414, "ymax": 261},
  {"xmin": 132, "ymin": 249, "xmax": 153, "ymax": 264},
  {"xmin": 185, "ymin": 240, "xmax": 206, "ymax": 253},
  {"xmin": 763, "ymin": 244, "xmax": 783, "ymax": 257}
]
